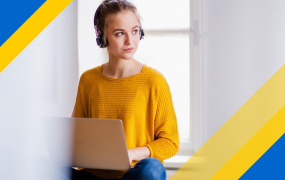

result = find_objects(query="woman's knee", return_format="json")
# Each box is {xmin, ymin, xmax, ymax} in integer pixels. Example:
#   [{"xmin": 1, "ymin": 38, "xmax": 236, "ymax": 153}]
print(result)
[
  {"xmin": 136, "ymin": 158, "xmax": 166, "ymax": 180},
  {"xmin": 121, "ymin": 158, "xmax": 166, "ymax": 180}
]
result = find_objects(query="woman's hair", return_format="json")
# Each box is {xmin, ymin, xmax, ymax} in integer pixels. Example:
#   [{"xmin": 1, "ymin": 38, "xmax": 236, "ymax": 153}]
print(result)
[{"xmin": 94, "ymin": 0, "xmax": 141, "ymax": 48}]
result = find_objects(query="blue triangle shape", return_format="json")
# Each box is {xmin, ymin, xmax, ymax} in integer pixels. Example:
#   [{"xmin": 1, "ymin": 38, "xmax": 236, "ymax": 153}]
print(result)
[
  {"xmin": 0, "ymin": 0, "xmax": 46, "ymax": 47},
  {"xmin": 239, "ymin": 133, "xmax": 285, "ymax": 180}
]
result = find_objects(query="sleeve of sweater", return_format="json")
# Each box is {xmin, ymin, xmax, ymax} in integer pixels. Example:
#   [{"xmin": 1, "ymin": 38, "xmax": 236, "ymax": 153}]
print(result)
[
  {"xmin": 72, "ymin": 73, "xmax": 87, "ymax": 118},
  {"xmin": 146, "ymin": 75, "xmax": 180, "ymax": 161}
]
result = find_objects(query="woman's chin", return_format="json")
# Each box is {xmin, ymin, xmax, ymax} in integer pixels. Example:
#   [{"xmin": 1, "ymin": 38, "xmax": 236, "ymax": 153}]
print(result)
[{"xmin": 121, "ymin": 55, "xmax": 135, "ymax": 61}]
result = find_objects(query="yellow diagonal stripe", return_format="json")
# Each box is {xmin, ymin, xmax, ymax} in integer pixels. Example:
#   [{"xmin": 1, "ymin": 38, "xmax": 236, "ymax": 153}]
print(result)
[
  {"xmin": 170, "ymin": 64, "xmax": 285, "ymax": 180},
  {"xmin": 0, "ymin": 0, "xmax": 73, "ymax": 73},
  {"xmin": 212, "ymin": 105, "xmax": 285, "ymax": 179}
]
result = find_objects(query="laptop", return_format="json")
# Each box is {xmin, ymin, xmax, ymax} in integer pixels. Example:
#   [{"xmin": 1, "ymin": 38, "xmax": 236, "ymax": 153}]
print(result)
[{"xmin": 44, "ymin": 117, "xmax": 131, "ymax": 171}]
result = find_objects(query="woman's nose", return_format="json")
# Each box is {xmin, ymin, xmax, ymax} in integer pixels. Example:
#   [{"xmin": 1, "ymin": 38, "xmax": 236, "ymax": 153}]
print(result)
[{"xmin": 124, "ymin": 33, "xmax": 133, "ymax": 45}]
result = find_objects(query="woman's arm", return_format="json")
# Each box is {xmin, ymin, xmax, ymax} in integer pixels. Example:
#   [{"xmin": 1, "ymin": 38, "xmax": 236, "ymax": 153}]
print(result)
[{"xmin": 144, "ymin": 73, "xmax": 180, "ymax": 161}]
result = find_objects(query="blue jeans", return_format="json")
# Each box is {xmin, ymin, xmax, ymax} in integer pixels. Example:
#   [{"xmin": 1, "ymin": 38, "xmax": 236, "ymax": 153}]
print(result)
[{"xmin": 71, "ymin": 158, "xmax": 166, "ymax": 180}]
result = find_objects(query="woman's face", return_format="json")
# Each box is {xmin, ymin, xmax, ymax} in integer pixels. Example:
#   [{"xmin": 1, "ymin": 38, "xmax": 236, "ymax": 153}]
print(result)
[{"xmin": 106, "ymin": 10, "xmax": 141, "ymax": 61}]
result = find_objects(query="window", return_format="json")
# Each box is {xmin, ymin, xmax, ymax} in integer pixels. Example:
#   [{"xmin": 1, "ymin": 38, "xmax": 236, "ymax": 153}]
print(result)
[{"xmin": 78, "ymin": 0, "xmax": 192, "ymax": 154}]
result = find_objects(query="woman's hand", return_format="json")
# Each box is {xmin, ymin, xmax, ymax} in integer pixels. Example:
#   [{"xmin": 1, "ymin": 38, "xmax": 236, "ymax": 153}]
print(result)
[
  {"xmin": 127, "ymin": 149, "xmax": 135, "ymax": 167},
  {"xmin": 127, "ymin": 146, "xmax": 151, "ymax": 167}
]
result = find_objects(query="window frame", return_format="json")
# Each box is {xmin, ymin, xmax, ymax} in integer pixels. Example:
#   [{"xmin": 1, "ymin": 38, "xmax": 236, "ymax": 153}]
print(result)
[{"xmin": 142, "ymin": 11, "xmax": 193, "ymax": 155}]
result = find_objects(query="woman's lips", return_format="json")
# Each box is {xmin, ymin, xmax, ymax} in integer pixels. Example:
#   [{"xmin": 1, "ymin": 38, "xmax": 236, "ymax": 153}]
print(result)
[{"xmin": 124, "ymin": 48, "xmax": 133, "ymax": 52}]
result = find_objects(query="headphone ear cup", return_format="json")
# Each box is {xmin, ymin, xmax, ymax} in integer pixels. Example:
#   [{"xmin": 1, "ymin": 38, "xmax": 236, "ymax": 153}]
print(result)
[
  {"xmin": 96, "ymin": 33, "xmax": 109, "ymax": 48},
  {"xmin": 140, "ymin": 28, "xmax": 145, "ymax": 40},
  {"xmin": 96, "ymin": 33, "xmax": 103, "ymax": 47}
]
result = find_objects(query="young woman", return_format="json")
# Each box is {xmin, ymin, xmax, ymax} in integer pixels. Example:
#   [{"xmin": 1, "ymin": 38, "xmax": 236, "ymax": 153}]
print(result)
[{"xmin": 72, "ymin": 0, "xmax": 179, "ymax": 179}]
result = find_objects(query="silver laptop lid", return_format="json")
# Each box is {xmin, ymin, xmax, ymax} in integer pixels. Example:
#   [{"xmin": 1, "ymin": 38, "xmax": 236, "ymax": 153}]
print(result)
[
  {"xmin": 72, "ymin": 117, "xmax": 130, "ymax": 170},
  {"xmin": 45, "ymin": 117, "xmax": 130, "ymax": 171}
]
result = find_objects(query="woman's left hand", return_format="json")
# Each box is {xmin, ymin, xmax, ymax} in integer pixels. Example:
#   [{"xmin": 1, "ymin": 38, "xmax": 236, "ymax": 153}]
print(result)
[{"xmin": 127, "ymin": 146, "xmax": 151, "ymax": 167}]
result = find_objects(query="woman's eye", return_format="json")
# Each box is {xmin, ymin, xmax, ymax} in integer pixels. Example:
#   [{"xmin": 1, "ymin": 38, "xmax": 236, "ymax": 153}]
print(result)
[
  {"xmin": 132, "ymin": 29, "xmax": 138, "ymax": 34},
  {"xmin": 116, "ymin": 32, "xmax": 123, "ymax": 36}
]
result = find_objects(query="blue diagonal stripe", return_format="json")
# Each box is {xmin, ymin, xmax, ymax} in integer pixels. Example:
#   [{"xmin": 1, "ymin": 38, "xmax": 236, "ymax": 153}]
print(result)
[
  {"xmin": 239, "ymin": 133, "xmax": 285, "ymax": 180},
  {"xmin": 0, "ymin": 0, "xmax": 46, "ymax": 47}
]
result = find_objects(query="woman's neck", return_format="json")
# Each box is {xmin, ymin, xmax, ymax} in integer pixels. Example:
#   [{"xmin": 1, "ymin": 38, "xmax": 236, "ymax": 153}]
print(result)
[{"xmin": 102, "ymin": 58, "xmax": 143, "ymax": 79}]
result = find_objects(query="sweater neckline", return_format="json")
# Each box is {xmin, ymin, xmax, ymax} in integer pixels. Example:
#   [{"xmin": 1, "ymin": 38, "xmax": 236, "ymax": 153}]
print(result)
[{"xmin": 96, "ymin": 64, "xmax": 150, "ymax": 80}]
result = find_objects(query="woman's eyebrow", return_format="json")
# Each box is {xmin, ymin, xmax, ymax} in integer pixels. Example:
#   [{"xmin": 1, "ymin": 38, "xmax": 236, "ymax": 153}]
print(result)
[
  {"xmin": 113, "ymin": 28, "xmax": 124, "ymax": 32},
  {"xmin": 132, "ymin": 25, "xmax": 139, "ymax": 29},
  {"xmin": 113, "ymin": 25, "xmax": 140, "ymax": 33}
]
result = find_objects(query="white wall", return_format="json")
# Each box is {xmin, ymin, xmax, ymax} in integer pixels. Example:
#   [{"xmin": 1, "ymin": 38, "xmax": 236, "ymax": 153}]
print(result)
[
  {"xmin": 77, "ymin": 0, "xmax": 106, "ymax": 76},
  {"xmin": 200, "ymin": 0, "xmax": 285, "ymax": 141},
  {"xmin": 0, "ymin": 1, "xmax": 78, "ymax": 179}
]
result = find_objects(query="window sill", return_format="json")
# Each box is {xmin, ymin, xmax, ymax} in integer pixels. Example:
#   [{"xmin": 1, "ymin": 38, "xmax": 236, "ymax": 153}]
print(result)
[{"xmin": 164, "ymin": 154, "xmax": 191, "ymax": 169}]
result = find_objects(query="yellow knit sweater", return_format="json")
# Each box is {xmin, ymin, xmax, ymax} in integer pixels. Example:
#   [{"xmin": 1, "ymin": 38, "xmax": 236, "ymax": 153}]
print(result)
[{"xmin": 72, "ymin": 64, "xmax": 179, "ymax": 178}]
